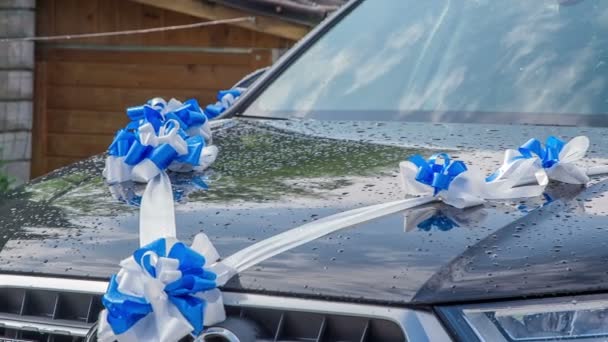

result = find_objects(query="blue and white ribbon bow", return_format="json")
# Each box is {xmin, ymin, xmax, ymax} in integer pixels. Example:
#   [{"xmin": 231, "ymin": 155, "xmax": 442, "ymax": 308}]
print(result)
[
  {"xmin": 400, "ymin": 136, "xmax": 608, "ymax": 209},
  {"xmin": 408, "ymin": 153, "xmax": 467, "ymax": 196},
  {"xmin": 98, "ymin": 173, "xmax": 228, "ymax": 342},
  {"xmin": 488, "ymin": 136, "xmax": 590, "ymax": 185},
  {"xmin": 98, "ymin": 235, "xmax": 224, "ymax": 342},
  {"xmin": 401, "ymin": 152, "xmax": 548, "ymax": 209},
  {"xmin": 104, "ymin": 97, "xmax": 221, "ymax": 184},
  {"xmin": 203, "ymin": 88, "xmax": 244, "ymax": 119}
]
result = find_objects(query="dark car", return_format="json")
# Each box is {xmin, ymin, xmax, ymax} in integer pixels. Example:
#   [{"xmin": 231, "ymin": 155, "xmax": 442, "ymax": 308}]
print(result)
[{"xmin": 2, "ymin": 0, "xmax": 608, "ymax": 341}]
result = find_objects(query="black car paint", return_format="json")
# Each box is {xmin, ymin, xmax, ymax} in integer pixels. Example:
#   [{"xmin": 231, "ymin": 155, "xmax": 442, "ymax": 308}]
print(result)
[{"xmin": 1, "ymin": 119, "xmax": 608, "ymax": 307}]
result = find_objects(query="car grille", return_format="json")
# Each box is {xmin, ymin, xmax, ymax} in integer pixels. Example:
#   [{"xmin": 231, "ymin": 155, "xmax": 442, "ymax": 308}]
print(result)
[
  {"xmin": 0, "ymin": 275, "xmax": 449, "ymax": 341},
  {"xmin": 223, "ymin": 305, "xmax": 404, "ymax": 341},
  {"xmin": 0, "ymin": 287, "xmax": 99, "ymax": 341}
]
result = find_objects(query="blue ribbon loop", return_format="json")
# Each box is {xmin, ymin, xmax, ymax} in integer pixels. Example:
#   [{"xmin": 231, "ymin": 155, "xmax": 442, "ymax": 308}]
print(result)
[
  {"xmin": 124, "ymin": 139, "xmax": 152, "ymax": 166},
  {"xmin": 103, "ymin": 276, "xmax": 151, "ymax": 334},
  {"xmin": 148, "ymin": 144, "xmax": 179, "ymax": 170},
  {"xmin": 518, "ymin": 136, "xmax": 565, "ymax": 168},
  {"xmin": 178, "ymin": 136, "xmax": 205, "ymax": 165},
  {"xmin": 102, "ymin": 238, "xmax": 217, "ymax": 336},
  {"xmin": 126, "ymin": 105, "xmax": 146, "ymax": 121},
  {"xmin": 409, "ymin": 153, "xmax": 467, "ymax": 195},
  {"xmin": 108, "ymin": 129, "xmax": 135, "ymax": 157},
  {"xmin": 144, "ymin": 105, "xmax": 164, "ymax": 134}
]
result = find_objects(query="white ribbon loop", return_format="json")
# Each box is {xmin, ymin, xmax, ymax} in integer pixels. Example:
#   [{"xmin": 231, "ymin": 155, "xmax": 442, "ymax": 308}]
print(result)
[
  {"xmin": 156, "ymin": 121, "xmax": 189, "ymax": 156},
  {"xmin": 491, "ymin": 135, "xmax": 590, "ymax": 186},
  {"xmin": 399, "ymin": 161, "xmax": 434, "ymax": 196},
  {"xmin": 138, "ymin": 123, "xmax": 158, "ymax": 148}
]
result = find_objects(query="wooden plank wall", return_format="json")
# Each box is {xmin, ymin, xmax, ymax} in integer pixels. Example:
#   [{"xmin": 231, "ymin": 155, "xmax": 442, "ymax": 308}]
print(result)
[{"xmin": 32, "ymin": 0, "xmax": 293, "ymax": 177}]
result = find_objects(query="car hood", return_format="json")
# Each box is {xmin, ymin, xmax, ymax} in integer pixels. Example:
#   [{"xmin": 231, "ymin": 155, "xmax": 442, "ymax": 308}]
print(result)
[{"xmin": 1, "ymin": 119, "xmax": 608, "ymax": 306}]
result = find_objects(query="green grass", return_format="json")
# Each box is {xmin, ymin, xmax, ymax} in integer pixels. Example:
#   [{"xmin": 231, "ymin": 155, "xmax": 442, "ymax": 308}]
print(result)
[{"xmin": 0, "ymin": 148, "xmax": 13, "ymax": 193}]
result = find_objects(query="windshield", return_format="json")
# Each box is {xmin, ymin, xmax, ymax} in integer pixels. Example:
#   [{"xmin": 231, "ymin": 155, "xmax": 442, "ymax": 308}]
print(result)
[{"xmin": 243, "ymin": 0, "xmax": 608, "ymax": 126}]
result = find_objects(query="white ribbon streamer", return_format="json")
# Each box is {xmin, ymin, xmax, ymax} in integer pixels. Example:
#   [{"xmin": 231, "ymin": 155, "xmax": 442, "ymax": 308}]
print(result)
[
  {"xmin": 139, "ymin": 172, "xmax": 176, "ymax": 246},
  {"xmin": 588, "ymin": 165, "xmax": 608, "ymax": 176},
  {"xmin": 215, "ymin": 196, "xmax": 436, "ymax": 284}
]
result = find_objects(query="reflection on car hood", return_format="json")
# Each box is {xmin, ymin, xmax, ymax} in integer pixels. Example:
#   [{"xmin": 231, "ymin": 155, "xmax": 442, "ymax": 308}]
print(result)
[{"xmin": 1, "ymin": 119, "xmax": 608, "ymax": 305}]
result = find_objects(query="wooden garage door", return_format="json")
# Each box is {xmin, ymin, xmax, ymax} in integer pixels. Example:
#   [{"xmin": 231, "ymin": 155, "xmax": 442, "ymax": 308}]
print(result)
[
  {"xmin": 32, "ymin": 46, "xmax": 271, "ymax": 177},
  {"xmin": 30, "ymin": 0, "xmax": 294, "ymax": 178}
]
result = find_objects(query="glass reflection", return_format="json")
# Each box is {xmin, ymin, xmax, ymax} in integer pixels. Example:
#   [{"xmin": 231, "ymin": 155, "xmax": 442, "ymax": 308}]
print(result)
[{"xmin": 245, "ymin": 0, "xmax": 608, "ymax": 126}]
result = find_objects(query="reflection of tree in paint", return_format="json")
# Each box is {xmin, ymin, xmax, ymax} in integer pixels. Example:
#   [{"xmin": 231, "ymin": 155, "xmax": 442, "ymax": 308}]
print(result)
[
  {"xmin": 0, "ymin": 193, "xmax": 76, "ymax": 255},
  {"xmin": 0, "ymin": 121, "xmax": 422, "ymax": 239},
  {"xmin": 190, "ymin": 121, "xmax": 420, "ymax": 202},
  {"xmin": 0, "ymin": 165, "xmax": 122, "ymax": 260}
]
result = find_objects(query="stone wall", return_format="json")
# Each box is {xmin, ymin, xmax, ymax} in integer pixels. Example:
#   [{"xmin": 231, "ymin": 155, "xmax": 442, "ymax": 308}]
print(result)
[{"xmin": 0, "ymin": 0, "xmax": 35, "ymax": 184}]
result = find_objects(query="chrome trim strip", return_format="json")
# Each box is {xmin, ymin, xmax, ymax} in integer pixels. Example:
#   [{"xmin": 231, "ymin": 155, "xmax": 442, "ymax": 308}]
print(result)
[
  {"xmin": 0, "ymin": 274, "xmax": 108, "ymax": 294},
  {"xmin": 0, "ymin": 274, "xmax": 452, "ymax": 341},
  {"xmin": 0, "ymin": 314, "xmax": 91, "ymax": 337}
]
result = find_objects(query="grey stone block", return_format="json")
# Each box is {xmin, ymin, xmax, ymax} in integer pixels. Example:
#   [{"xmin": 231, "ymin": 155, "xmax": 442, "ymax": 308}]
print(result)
[
  {"xmin": 1, "ymin": 160, "xmax": 30, "ymax": 184},
  {"xmin": 0, "ymin": 130, "xmax": 31, "ymax": 160},
  {"xmin": 0, "ymin": 0, "xmax": 35, "ymax": 9},
  {"xmin": 0, "ymin": 41, "xmax": 34, "ymax": 69},
  {"xmin": 0, "ymin": 70, "xmax": 32, "ymax": 99},
  {"xmin": 0, "ymin": 10, "xmax": 35, "ymax": 38},
  {"xmin": 0, "ymin": 101, "xmax": 32, "ymax": 130}
]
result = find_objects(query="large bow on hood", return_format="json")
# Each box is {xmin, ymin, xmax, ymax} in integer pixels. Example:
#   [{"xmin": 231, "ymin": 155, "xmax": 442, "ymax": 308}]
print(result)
[
  {"xmin": 399, "ymin": 136, "xmax": 606, "ymax": 209},
  {"xmin": 98, "ymin": 234, "xmax": 225, "ymax": 342},
  {"xmin": 400, "ymin": 152, "xmax": 548, "ymax": 209},
  {"xmin": 104, "ymin": 97, "xmax": 221, "ymax": 184},
  {"xmin": 98, "ymin": 172, "xmax": 227, "ymax": 342}
]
